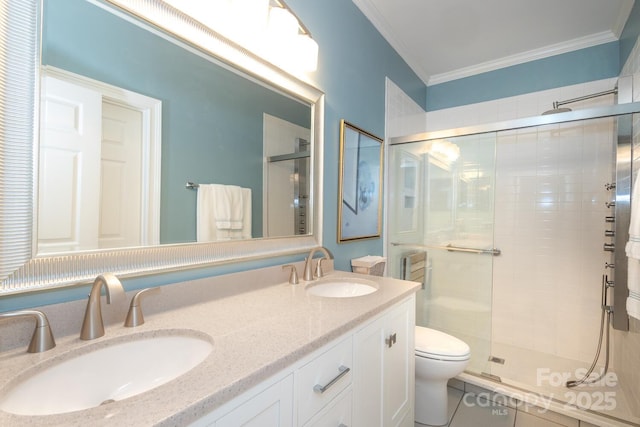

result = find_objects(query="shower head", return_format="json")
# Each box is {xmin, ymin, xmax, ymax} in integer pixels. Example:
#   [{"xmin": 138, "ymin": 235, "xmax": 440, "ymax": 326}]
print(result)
[
  {"xmin": 542, "ymin": 88, "xmax": 618, "ymax": 116},
  {"xmin": 541, "ymin": 106, "xmax": 571, "ymax": 115}
]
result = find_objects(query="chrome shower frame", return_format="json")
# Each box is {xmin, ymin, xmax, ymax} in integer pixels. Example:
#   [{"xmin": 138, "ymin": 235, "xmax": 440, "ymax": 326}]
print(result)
[{"xmin": 390, "ymin": 90, "xmax": 640, "ymax": 333}]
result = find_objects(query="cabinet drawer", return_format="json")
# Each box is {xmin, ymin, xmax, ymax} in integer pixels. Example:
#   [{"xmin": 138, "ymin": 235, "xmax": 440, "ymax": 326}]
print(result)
[
  {"xmin": 303, "ymin": 386, "xmax": 352, "ymax": 427},
  {"xmin": 296, "ymin": 336, "xmax": 353, "ymax": 425}
]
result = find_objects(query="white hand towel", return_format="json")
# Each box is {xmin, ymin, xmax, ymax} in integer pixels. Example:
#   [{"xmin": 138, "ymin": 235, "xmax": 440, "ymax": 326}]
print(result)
[
  {"xmin": 628, "ymin": 290, "xmax": 640, "ymax": 320},
  {"xmin": 197, "ymin": 184, "xmax": 218, "ymax": 242},
  {"xmin": 214, "ymin": 185, "xmax": 244, "ymax": 230},
  {"xmin": 197, "ymin": 184, "xmax": 251, "ymax": 242},
  {"xmin": 215, "ymin": 188, "xmax": 252, "ymax": 240},
  {"xmin": 626, "ymin": 174, "xmax": 640, "ymax": 320}
]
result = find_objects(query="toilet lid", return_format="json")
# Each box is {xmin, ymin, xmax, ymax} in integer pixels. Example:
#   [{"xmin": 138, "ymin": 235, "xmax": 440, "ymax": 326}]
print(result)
[{"xmin": 415, "ymin": 327, "xmax": 470, "ymax": 359}]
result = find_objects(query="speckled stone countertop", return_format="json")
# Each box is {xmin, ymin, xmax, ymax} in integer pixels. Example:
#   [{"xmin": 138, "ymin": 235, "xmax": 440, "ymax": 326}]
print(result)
[{"xmin": 0, "ymin": 262, "xmax": 419, "ymax": 426}]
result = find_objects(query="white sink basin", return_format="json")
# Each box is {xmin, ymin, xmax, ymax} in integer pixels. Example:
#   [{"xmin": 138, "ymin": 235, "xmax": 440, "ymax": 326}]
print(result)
[
  {"xmin": 0, "ymin": 330, "xmax": 212, "ymax": 416},
  {"xmin": 306, "ymin": 277, "xmax": 379, "ymax": 298}
]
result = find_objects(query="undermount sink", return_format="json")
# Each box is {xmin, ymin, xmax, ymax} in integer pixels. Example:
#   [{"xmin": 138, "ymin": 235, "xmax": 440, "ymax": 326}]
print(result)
[
  {"xmin": 306, "ymin": 277, "xmax": 379, "ymax": 298},
  {"xmin": 0, "ymin": 330, "xmax": 212, "ymax": 416}
]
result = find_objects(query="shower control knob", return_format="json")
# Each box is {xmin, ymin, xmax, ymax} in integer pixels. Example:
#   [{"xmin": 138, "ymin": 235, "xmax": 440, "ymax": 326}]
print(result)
[
  {"xmin": 604, "ymin": 230, "xmax": 615, "ymax": 237},
  {"xmin": 605, "ymin": 216, "xmax": 615, "ymax": 223},
  {"xmin": 603, "ymin": 243, "xmax": 615, "ymax": 252}
]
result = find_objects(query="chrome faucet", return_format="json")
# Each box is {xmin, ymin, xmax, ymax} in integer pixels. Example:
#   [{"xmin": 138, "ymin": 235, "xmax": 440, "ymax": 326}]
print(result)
[
  {"xmin": 302, "ymin": 247, "xmax": 332, "ymax": 281},
  {"xmin": 124, "ymin": 287, "xmax": 161, "ymax": 327},
  {"xmin": 80, "ymin": 273, "xmax": 124, "ymax": 340},
  {"xmin": 0, "ymin": 310, "xmax": 56, "ymax": 353}
]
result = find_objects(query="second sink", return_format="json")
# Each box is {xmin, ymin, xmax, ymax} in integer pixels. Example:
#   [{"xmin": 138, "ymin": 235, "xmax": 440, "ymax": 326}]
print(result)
[
  {"xmin": 0, "ymin": 330, "xmax": 212, "ymax": 416},
  {"xmin": 305, "ymin": 277, "xmax": 379, "ymax": 298}
]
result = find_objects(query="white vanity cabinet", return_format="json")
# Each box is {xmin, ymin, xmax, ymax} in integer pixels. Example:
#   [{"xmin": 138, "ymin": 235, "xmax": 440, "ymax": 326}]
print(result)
[
  {"xmin": 192, "ymin": 295, "xmax": 415, "ymax": 427},
  {"xmin": 352, "ymin": 297, "xmax": 415, "ymax": 427}
]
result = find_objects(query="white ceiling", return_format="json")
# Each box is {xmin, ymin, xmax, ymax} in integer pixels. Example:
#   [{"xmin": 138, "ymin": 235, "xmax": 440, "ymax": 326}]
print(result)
[{"xmin": 352, "ymin": 0, "xmax": 635, "ymax": 86}]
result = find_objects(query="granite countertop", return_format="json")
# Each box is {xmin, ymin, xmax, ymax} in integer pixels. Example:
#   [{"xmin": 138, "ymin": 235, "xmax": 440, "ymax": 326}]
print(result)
[{"xmin": 0, "ymin": 264, "xmax": 420, "ymax": 426}]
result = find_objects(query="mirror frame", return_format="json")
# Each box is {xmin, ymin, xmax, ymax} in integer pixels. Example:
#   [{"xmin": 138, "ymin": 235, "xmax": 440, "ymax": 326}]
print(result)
[{"xmin": 0, "ymin": 0, "xmax": 324, "ymax": 294}]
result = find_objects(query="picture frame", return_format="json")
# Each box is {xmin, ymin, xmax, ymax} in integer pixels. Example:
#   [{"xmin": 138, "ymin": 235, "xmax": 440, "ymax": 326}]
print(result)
[{"xmin": 338, "ymin": 120, "xmax": 384, "ymax": 242}]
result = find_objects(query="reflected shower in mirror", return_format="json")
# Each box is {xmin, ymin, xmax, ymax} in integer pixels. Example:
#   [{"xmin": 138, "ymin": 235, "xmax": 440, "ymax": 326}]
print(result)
[{"xmin": 38, "ymin": 0, "xmax": 312, "ymax": 254}]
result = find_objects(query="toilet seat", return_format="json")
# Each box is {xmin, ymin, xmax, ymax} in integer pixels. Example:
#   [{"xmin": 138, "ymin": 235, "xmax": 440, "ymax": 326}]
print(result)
[{"xmin": 415, "ymin": 326, "xmax": 470, "ymax": 361}]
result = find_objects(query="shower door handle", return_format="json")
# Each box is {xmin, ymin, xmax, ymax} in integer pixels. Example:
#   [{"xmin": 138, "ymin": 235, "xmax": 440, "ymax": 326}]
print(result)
[{"xmin": 444, "ymin": 244, "xmax": 501, "ymax": 256}]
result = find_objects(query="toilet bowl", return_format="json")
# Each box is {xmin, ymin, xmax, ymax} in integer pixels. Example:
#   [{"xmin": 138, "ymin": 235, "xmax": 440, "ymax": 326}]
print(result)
[{"xmin": 415, "ymin": 326, "xmax": 470, "ymax": 426}]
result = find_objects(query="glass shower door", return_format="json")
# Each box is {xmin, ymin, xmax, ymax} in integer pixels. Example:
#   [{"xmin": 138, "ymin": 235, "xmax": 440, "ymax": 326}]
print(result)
[{"xmin": 388, "ymin": 132, "xmax": 497, "ymax": 376}]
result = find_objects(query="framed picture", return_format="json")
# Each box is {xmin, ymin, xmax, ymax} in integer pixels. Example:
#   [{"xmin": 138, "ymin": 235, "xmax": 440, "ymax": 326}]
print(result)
[{"xmin": 338, "ymin": 120, "xmax": 384, "ymax": 242}]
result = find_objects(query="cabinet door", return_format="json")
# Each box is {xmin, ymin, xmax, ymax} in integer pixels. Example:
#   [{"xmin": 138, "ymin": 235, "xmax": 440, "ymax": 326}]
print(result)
[
  {"xmin": 215, "ymin": 375, "xmax": 293, "ymax": 427},
  {"xmin": 352, "ymin": 296, "xmax": 415, "ymax": 427},
  {"xmin": 383, "ymin": 299, "xmax": 415, "ymax": 427}
]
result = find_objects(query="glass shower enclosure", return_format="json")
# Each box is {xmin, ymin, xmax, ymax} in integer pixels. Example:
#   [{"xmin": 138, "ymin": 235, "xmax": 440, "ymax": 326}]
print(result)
[{"xmin": 387, "ymin": 103, "xmax": 640, "ymax": 424}]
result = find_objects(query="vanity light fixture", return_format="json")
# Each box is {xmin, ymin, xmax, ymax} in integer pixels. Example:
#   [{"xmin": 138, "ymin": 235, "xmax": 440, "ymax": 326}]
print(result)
[{"xmin": 163, "ymin": 0, "xmax": 318, "ymax": 73}]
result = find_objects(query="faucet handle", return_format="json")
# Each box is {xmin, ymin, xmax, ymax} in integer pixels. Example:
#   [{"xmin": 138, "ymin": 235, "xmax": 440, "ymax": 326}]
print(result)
[
  {"xmin": 315, "ymin": 258, "xmax": 327, "ymax": 278},
  {"xmin": 282, "ymin": 264, "xmax": 299, "ymax": 285},
  {"xmin": 124, "ymin": 287, "xmax": 161, "ymax": 327},
  {"xmin": 0, "ymin": 310, "xmax": 56, "ymax": 353}
]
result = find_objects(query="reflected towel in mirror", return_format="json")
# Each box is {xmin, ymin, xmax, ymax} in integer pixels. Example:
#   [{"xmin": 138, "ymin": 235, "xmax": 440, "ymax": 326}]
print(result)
[{"xmin": 197, "ymin": 184, "xmax": 251, "ymax": 242}]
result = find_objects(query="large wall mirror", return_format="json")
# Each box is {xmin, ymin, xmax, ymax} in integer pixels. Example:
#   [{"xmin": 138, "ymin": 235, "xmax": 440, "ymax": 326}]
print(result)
[{"xmin": 0, "ymin": 0, "xmax": 324, "ymax": 294}]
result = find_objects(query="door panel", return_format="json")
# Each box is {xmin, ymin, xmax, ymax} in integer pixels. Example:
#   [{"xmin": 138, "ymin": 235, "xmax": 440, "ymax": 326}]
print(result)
[
  {"xmin": 99, "ymin": 101, "xmax": 143, "ymax": 248},
  {"xmin": 38, "ymin": 76, "xmax": 102, "ymax": 253},
  {"xmin": 388, "ymin": 133, "xmax": 497, "ymax": 377}
]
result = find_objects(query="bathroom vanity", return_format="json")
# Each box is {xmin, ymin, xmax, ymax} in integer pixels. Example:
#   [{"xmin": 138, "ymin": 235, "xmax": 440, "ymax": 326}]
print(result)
[{"xmin": 0, "ymin": 263, "xmax": 419, "ymax": 426}]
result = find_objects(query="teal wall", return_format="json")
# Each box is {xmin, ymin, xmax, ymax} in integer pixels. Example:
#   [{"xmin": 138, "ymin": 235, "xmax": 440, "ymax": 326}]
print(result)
[{"xmin": 42, "ymin": 0, "xmax": 311, "ymax": 243}]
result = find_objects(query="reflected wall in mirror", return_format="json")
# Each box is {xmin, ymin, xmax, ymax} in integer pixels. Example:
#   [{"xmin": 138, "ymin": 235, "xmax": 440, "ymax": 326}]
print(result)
[
  {"xmin": 0, "ymin": 0, "xmax": 324, "ymax": 293},
  {"xmin": 39, "ymin": 0, "xmax": 312, "ymax": 253}
]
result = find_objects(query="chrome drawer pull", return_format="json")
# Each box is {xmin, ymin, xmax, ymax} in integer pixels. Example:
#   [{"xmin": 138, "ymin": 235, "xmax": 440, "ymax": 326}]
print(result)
[{"xmin": 313, "ymin": 365, "xmax": 350, "ymax": 394}]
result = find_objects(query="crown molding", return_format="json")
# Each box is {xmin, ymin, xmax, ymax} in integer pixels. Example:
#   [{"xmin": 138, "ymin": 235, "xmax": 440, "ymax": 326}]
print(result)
[{"xmin": 427, "ymin": 31, "xmax": 619, "ymax": 86}]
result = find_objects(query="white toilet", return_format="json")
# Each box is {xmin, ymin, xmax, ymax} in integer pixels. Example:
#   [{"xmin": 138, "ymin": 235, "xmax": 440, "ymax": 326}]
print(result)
[{"xmin": 415, "ymin": 326, "xmax": 470, "ymax": 426}]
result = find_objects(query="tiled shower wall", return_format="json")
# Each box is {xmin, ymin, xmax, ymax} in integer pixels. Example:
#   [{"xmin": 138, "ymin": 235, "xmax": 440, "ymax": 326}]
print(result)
[
  {"xmin": 491, "ymin": 117, "xmax": 614, "ymax": 363},
  {"xmin": 385, "ymin": 78, "xmax": 427, "ymax": 138}
]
